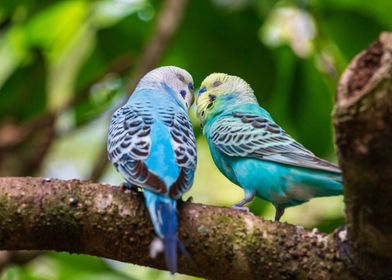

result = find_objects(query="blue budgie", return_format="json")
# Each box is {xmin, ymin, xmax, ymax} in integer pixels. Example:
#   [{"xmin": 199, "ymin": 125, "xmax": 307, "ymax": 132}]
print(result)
[
  {"xmin": 196, "ymin": 73, "xmax": 342, "ymax": 221},
  {"xmin": 107, "ymin": 66, "xmax": 197, "ymax": 273}
]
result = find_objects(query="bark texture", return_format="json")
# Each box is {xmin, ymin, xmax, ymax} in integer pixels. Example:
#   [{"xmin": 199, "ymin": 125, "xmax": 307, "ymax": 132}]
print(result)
[
  {"xmin": 334, "ymin": 32, "xmax": 392, "ymax": 279},
  {"xmin": 1, "ymin": 33, "xmax": 392, "ymax": 279},
  {"xmin": 0, "ymin": 177, "xmax": 353, "ymax": 280}
]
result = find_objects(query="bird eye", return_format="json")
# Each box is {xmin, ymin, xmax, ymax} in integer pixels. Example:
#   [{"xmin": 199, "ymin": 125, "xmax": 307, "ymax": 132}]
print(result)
[
  {"xmin": 180, "ymin": 90, "xmax": 186, "ymax": 99},
  {"xmin": 188, "ymin": 83, "xmax": 194, "ymax": 91},
  {"xmin": 176, "ymin": 74, "xmax": 185, "ymax": 82},
  {"xmin": 212, "ymin": 81, "xmax": 222, "ymax": 87}
]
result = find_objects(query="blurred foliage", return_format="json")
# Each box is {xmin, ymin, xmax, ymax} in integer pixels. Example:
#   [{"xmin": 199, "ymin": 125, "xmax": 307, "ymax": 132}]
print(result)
[{"xmin": 0, "ymin": 0, "xmax": 391, "ymax": 279}]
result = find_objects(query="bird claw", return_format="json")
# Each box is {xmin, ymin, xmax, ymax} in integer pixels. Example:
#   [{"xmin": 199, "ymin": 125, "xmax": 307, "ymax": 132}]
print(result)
[
  {"xmin": 121, "ymin": 182, "xmax": 140, "ymax": 193},
  {"xmin": 231, "ymin": 205, "xmax": 250, "ymax": 213},
  {"xmin": 121, "ymin": 182, "xmax": 131, "ymax": 190},
  {"xmin": 150, "ymin": 237, "xmax": 164, "ymax": 259}
]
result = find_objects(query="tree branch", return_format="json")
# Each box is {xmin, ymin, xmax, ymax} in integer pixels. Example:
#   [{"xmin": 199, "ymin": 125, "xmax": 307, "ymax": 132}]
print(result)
[
  {"xmin": 334, "ymin": 32, "xmax": 392, "ymax": 279},
  {"xmin": 0, "ymin": 251, "xmax": 41, "ymax": 272},
  {"xmin": 1, "ymin": 31, "xmax": 391, "ymax": 280},
  {"xmin": 0, "ymin": 177, "xmax": 353, "ymax": 279}
]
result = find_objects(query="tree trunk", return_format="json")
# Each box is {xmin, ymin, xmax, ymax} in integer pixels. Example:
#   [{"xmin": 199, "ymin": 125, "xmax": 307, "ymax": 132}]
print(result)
[
  {"xmin": 334, "ymin": 32, "xmax": 392, "ymax": 279},
  {"xmin": 0, "ymin": 32, "xmax": 391, "ymax": 279}
]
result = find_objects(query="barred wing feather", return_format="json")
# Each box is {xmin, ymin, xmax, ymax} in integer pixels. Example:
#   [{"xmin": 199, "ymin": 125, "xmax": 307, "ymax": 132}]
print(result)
[
  {"xmin": 108, "ymin": 104, "xmax": 167, "ymax": 194},
  {"xmin": 210, "ymin": 112, "xmax": 340, "ymax": 174}
]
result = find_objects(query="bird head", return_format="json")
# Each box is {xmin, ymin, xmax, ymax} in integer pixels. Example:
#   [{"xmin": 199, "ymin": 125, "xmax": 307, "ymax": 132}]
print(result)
[
  {"xmin": 135, "ymin": 66, "xmax": 194, "ymax": 110},
  {"xmin": 196, "ymin": 73, "xmax": 257, "ymax": 123}
]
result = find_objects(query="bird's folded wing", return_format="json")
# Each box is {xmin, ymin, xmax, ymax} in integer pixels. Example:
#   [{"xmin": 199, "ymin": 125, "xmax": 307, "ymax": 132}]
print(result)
[
  {"xmin": 210, "ymin": 112, "xmax": 340, "ymax": 174},
  {"xmin": 107, "ymin": 105, "xmax": 167, "ymax": 194}
]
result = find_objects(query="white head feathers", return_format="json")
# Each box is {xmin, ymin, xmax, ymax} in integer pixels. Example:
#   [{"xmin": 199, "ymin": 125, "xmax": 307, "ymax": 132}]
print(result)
[{"xmin": 135, "ymin": 66, "xmax": 194, "ymax": 110}]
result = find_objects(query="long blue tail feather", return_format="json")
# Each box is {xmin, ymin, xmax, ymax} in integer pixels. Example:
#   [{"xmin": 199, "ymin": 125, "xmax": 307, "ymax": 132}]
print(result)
[
  {"xmin": 160, "ymin": 200, "xmax": 178, "ymax": 274},
  {"xmin": 304, "ymin": 171, "xmax": 343, "ymax": 197},
  {"xmin": 144, "ymin": 190, "xmax": 178, "ymax": 274}
]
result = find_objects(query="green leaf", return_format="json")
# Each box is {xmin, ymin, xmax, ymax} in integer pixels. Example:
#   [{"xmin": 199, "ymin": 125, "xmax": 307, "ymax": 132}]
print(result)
[{"xmin": 0, "ymin": 49, "xmax": 47, "ymax": 121}]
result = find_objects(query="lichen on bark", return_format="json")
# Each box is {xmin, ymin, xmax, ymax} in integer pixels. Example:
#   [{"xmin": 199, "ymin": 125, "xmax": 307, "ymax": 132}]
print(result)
[
  {"xmin": 1, "ymin": 32, "xmax": 392, "ymax": 279},
  {"xmin": 0, "ymin": 177, "xmax": 353, "ymax": 279}
]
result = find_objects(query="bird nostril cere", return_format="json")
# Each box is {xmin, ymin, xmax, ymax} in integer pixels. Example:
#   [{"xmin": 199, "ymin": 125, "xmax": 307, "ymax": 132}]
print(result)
[{"xmin": 199, "ymin": 87, "xmax": 207, "ymax": 94}]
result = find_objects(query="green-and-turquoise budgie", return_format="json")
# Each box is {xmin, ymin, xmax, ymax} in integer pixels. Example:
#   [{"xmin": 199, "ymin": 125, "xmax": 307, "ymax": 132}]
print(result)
[{"xmin": 195, "ymin": 73, "xmax": 342, "ymax": 221}]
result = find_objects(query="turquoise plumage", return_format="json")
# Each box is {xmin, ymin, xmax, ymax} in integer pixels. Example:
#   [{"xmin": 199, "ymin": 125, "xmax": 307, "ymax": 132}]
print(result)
[
  {"xmin": 196, "ymin": 73, "xmax": 342, "ymax": 221},
  {"xmin": 107, "ymin": 66, "xmax": 196, "ymax": 273}
]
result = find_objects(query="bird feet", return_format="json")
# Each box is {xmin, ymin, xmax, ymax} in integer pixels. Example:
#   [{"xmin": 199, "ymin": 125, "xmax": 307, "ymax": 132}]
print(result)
[
  {"xmin": 231, "ymin": 205, "xmax": 251, "ymax": 213},
  {"xmin": 121, "ymin": 182, "xmax": 140, "ymax": 193},
  {"xmin": 274, "ymin": 206, "xmax": 285, "ymax": 222},
  {"xmin": 231, "ymin": 192, "xmax": 255, "ymax": 213}
]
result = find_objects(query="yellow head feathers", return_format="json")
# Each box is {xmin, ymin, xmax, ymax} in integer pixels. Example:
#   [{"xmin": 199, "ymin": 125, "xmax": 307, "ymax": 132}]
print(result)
[
  {"xmin": 196, "ymin": 73, "xmax": 257, "ymax": 123},
  {"xmin": 199, "ymin": 73, "xmax": 253, "ymax": 95}
]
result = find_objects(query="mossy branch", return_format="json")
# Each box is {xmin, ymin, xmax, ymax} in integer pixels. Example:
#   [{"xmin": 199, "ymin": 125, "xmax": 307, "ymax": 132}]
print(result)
[
  {"xmin": 0, "ymin": 177, "xmax": 352, "ymax": 279},
  {"xmin": 1, "ymin": 33, "xmax": 392, "ymax": 280}
]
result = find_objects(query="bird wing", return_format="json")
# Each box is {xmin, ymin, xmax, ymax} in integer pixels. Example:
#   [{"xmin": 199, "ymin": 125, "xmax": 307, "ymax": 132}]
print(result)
[
  {"xmin": 158, "ymin": 107, "xmax": 197, "ymax": 199},
  {"xmin": 107, "ymin": 104, "xmax": 167, "ymax": 194},
  {"xmin": 209, "ymin": 111, "xmax": 341, "ymax": 174}
]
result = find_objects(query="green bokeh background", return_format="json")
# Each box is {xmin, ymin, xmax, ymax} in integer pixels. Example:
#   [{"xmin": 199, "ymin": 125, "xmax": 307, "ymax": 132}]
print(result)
[{"xmin": 0, "ymin": 0, "xmax": 390, "ymax": 279}]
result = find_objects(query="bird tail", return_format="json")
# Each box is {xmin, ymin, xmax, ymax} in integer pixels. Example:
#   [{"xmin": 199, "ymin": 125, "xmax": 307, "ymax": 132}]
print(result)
[
  {"xmin": 310, "ymin": 172, "xmax": 343, "ymax": 197},
  {"xmin": 143, "ymin": 190, "xmax": 178, "ymax": 274}
]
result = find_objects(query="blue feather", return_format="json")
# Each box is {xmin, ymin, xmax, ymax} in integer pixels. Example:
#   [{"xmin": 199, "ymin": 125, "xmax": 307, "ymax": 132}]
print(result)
[
  {"xmin": 197, "ymin": 73, "xmax": 342, "ymax": 221},
  {"xmin": 107, "ymin": 67, "xmax": 196, "ymax": 273},
  {"xmin": 144, "ymin": 190, "xmax": 178, "ymax": 274},
  {"xmin": 203, "ymin": 103, "xmax": 343, "ymax": 220},
  {"xmin": 144, "ymin": 119, "xmax": 180, "ymax": 187}
]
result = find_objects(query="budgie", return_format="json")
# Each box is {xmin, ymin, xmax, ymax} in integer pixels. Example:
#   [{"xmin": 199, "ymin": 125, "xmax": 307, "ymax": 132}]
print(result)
[
  {"xmin": 107, "ymin": 66, "xmax": 197, "ymax": 273},
  {"xmin": 196, "ymin": 73, "xmax": 342, "ymax": 221}
]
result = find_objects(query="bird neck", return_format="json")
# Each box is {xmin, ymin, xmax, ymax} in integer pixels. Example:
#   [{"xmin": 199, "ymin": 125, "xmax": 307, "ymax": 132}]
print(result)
[{"xmin": 202, "ymin": 93, "xmax": 258, "ymax": 124}]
